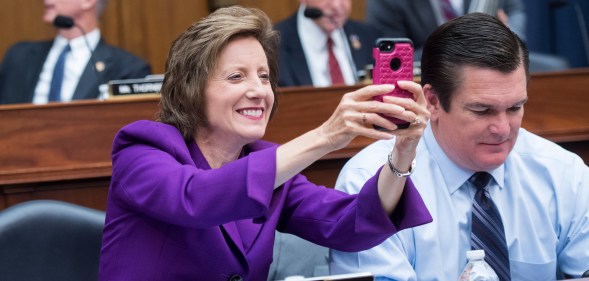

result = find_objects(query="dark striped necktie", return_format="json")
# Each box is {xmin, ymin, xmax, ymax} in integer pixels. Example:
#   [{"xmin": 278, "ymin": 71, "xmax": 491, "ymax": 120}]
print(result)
[{"xmin": 470, "ymin": 172, "xmax": 511, "ymax": 281}]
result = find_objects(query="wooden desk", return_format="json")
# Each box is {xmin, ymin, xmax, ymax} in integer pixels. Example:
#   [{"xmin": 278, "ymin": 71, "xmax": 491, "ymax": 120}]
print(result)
[{"xmin": 1, "ymin": 69, "xmax": 588, "ymax": 210}]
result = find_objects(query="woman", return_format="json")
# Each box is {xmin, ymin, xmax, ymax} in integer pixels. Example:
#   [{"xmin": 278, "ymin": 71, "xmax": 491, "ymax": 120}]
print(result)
[{"xmin": 99, "ymin": 6, "xmax": 431, "ymax": 281}]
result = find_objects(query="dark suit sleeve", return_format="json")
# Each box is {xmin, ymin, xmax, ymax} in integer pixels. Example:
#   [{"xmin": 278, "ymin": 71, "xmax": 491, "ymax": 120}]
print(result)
[
  {"xmin": 0, "ymin": 51, "xmax": 7, "ymax": 102},
  {"xmin": 365, "ymin": 0, "xmax": 410, "ymax": 38},
  {"xmin": 109, "ymin": 48, "xmax": 152, "ymax": 79},
  {"xmin": 274, "ymin": 15, "xmax": 313, "ymax": 87},
  {"xmin": 275, "ymin": 20, "xmax": 297, "ymax": 87},
  {"xmin": 0, "ymin": 42, "xmax": 48, "ymax": 104},
  {"xmin": 0, "ymin": 44, "xmax": 24, "ymax": 102}
]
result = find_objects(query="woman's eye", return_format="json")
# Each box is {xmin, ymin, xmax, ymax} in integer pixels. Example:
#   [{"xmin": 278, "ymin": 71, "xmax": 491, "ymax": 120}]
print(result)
[
  {"xmin": 259, "ymin": 73, "xmax": 270, "ymax": 81},
  {"xmin": 228, "ymin": 73, "xmax": 243, "ymax": 80}
]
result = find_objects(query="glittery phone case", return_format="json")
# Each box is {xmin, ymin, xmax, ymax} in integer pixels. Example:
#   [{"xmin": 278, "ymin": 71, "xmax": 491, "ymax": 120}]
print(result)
[{"xmin": 372, "ymin": 38, "xmax": 414, "ymax": 128}]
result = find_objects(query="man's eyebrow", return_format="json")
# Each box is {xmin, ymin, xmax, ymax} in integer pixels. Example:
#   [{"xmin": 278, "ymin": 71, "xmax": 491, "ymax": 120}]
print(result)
[
  {"xmin": 513, "ymin": 97, "xmax": 529, "ymax": 106},
  {"xmin": 465, "ymin": 97, "xmax": 529, "ymax": 109}
]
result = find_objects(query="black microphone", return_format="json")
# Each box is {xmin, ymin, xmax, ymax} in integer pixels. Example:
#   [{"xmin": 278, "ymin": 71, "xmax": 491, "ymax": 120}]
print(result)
[
  {"xmin": 302, "ymin": 7, "xmax": 359, "ymax": 84},
  {"xmin": 52, "ymin": 15, "xmax": 107, "ymax": 98},
  {"xmin": 303, "ymin": 7, "xmax": 323, "ymax": 19},
  {"xmin": 53, "ymin": 15, "xmax": 74, "ymax": 29}
]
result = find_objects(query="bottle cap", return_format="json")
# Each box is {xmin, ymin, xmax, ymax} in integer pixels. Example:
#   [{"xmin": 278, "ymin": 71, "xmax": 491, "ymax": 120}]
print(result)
[
  {"xmin": 284, "ymin": 276, "xmax": 305, "ymax": 281},
  {"xmin": 466, "ymin": 249, "xmax": 485, "ymax": 260}
]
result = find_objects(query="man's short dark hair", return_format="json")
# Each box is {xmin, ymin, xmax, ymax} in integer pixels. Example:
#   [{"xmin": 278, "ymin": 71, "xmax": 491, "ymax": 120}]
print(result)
[{"xmin": 420, "ymin": 12, "xmax": 530, "ymax": 111}]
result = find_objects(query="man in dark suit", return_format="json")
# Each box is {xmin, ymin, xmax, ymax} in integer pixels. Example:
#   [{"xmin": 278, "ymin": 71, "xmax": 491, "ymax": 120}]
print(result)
[
  {"xmin": 0, "ymin": 0, "xmax": 151, "ymax": 105},
  {"xmin": 365, "ymin": 0, "xmax": 526, "ymax": 52},
  {"xmin": 365, "ymin": 0, "xmax": 568, "ymax": 72},
  {"xmin": 274, "ymin": 0, "xmax": 381, "ymax": 87}
]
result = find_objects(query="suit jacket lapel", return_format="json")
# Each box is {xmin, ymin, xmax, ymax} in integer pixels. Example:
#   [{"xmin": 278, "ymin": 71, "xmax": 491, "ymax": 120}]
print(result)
[
  {"xmin": 23, "ymin": 42, "xmax": 52, "ymax": 101},
  {"xmin": 342, "ymin": 23, "xmax": 362, "ymax": 76},
  {"xmin": 285, "ymin": 15, "xmax": 313, "ymax": 86},
  {"xmin": 236, "ymin": 216, "xmax": 266, "ymax": 254},
  {"xmin": 221, "ymin": 221, "xmax": 247, "ymax": 255},
  {"xmin": 188, "ymin": 141, "xmax": 254, "ymax": 256},
  {"xmin": 72, "ymin": 40, "xmax": 108, "ymax": 100}
]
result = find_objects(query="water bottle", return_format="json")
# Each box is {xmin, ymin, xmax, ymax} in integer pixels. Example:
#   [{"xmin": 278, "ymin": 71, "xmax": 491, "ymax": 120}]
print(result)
[{"xmin": 459, "ymin": 250, "xmax": 499, "ymax": 281}]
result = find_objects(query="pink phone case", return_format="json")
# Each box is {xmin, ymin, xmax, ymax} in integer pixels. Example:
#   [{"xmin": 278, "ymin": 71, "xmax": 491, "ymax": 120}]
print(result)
[{"xmin": 372, "ymin": 38, "xmax": 414, "ymax": 128}]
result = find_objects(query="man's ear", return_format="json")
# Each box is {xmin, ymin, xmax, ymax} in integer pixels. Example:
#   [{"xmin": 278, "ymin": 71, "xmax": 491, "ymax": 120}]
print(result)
[
  {"xmin": 424, "ymin": 84, "xmax": 440, "ymax": 122},
  {"xmin": 81, "ymin": 0, "xmax": 98, "ymax": 11}
]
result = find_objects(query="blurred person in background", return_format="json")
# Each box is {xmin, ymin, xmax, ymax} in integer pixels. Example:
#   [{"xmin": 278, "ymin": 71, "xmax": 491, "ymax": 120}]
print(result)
[
  {"xmin": 0, "ymin": 0, "xmax": 151, "ymax": 105},
  {"xmin": 365, "ymin": 0, "xmax": 568, "ymax": 72},
  {"xmin": 274, "ymin": 0, "xmax": 381, "ymax": 87}
]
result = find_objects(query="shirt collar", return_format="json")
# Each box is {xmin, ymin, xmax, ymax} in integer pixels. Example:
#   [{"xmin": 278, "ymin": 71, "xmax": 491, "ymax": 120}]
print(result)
[
  {"xmin": 297, "ymin": 5, "xmax": 337, "ymax": 51},
  {"xmin": 423, "ymin": 123, "xmax": 506, "ymax": 195},
  {"xmin": 56, "ymin": 28, "xmax": 101, "ymax": 52}
]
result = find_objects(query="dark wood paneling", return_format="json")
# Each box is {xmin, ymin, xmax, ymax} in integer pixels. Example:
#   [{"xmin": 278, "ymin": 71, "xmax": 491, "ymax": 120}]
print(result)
[{"xmin": 522, "ymin": 68, "xmax": 589, "ymax": 142}]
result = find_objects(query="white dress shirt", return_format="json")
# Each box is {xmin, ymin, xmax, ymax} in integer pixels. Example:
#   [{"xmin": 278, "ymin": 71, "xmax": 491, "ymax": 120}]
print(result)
[
  {"xmin": 331, "ymin": 124, "xmax": 589, "ymax": 280},
  {"xmin": 297, "ymin": 5, "xmax": 356, "ymax": 87},
  {"xmin": 33, "ymin": 29, "xmax": 100, "ymax": 104}
]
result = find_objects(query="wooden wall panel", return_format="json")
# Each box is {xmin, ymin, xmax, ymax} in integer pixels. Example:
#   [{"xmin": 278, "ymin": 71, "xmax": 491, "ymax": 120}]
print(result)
[
  {"xmin": 239, "ymin": 0, "xmax": 300, "ymax": 23},
  {"xmin": 112, "ymin": 0, "xmax": 209, "ymax": 74},
  {"xmin": 350, "ymin": 0, "xmax": 367, "ymax": 21},
  {"xmin": 1, "ymin": 0, "xmax": 55, "ymax": 57}
]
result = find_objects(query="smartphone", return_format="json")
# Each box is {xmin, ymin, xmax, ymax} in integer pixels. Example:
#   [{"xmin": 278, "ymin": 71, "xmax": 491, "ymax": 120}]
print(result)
[{"xmin": 372, "ymin": 38, "xmax": 414, "ymax": 129}]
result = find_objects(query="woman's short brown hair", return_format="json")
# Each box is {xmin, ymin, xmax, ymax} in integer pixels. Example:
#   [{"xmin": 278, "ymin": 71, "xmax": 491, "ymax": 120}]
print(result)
[{"xmin": 158, "ymin": 6, "xmax": 280, "ymax": 141}]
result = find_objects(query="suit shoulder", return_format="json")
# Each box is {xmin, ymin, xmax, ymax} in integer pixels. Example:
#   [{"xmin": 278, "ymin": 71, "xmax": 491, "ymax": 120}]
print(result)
[
  {"xmin": 100, "ymin": 42, "xmax": 148, "ymax": 64},
  {"xmin": 274, "ymin": 13, "xmax": 299, "ymax": 44},
  {"xmin": 345, "ymin": 19, "xmax": 382, "ymax": 37},
  {"xmin": 3, "ymin": 40, "xmax": 51, "ymax": 58},
  {"xmin": 273, "ymin": 13, "xmax": 298, "ymax": 36},
  {"xmin": 114, "ymin": 120, "xmax": 185, "ymax": 153},
  {"xmin": 97, "ymin": 40, "xmax": 151, "ymax": 76},
  {"xmin": 514, "ymin": 129, "xmax": 581, "ymax": 164}
]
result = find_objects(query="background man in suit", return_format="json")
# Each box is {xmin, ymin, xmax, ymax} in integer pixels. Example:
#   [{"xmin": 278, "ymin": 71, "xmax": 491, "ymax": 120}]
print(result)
[
  {"xmin": 365, "ymin": 0, "xmax": 568, "ymax": 72},
  {"xmin": 0, "ymin": 0, "xmax": 151, "ymax": 105},
  {"xmin": 274, "ymin": 0, "xmax": 381, "ymax": 87},
  {"xmin": 366, "ymin": 0, "xmax": 525, "ymax": 53}
]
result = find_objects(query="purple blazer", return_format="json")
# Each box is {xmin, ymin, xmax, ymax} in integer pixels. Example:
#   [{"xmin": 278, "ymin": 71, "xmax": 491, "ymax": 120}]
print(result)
[{"xmin": 98, "ymin": 120, "xmax": 432, "ymax": 281}]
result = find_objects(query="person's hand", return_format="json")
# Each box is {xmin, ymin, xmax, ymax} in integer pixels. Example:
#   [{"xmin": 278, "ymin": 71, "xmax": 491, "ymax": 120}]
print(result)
[
  {"xmin": 318, "ymin": 82, "xmax": 430, "ymax": 152},
  {"xmin": 388, "ymin": 81, "xmax": 430, "ymax": 156}
]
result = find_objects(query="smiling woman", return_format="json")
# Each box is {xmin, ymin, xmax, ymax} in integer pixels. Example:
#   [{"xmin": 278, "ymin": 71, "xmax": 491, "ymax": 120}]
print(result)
[
  {"xmin": 98, "ymin": 5, "xmax": 433, "ymax": 281},
  {"xmin": 199, "ymin": 36, "xmax": 275, "ymax": 166}
]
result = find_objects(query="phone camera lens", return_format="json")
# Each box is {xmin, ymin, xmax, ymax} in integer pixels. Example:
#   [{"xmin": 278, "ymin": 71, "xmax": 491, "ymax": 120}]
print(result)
[
  {"xmin": 379, "ymin": 41, "xmax": 394, "ymax": 52},
  {"xmin": 390, "ymin": 58, "xmax": 402, "ymax": 71}
]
